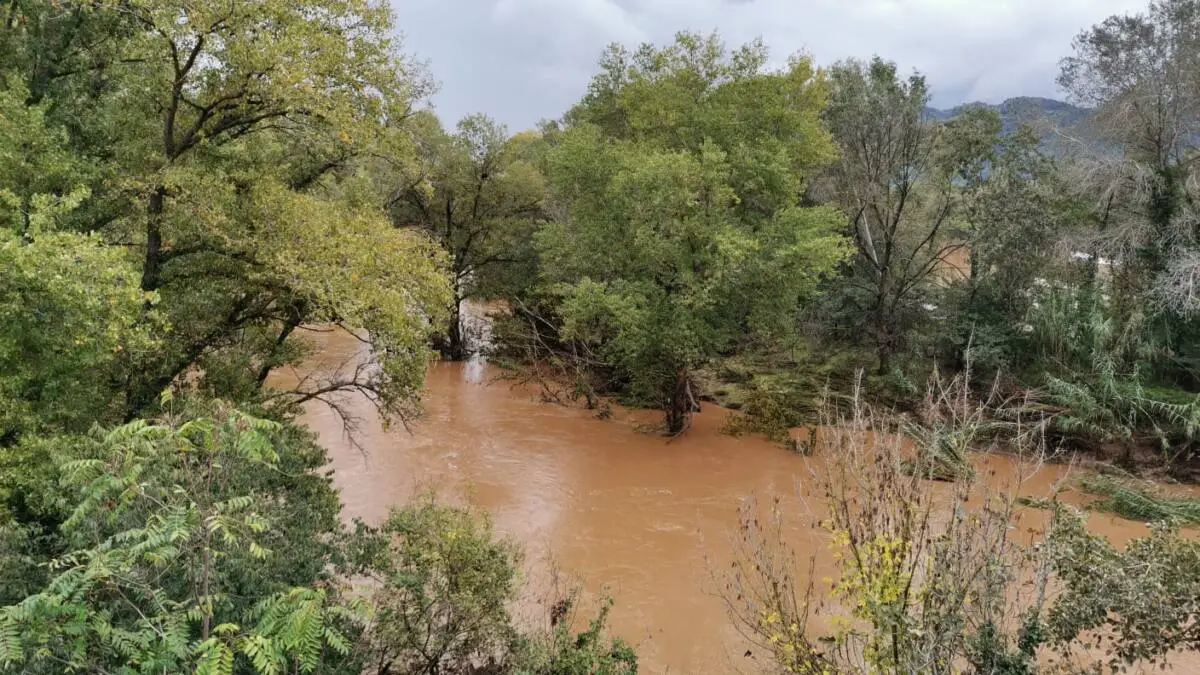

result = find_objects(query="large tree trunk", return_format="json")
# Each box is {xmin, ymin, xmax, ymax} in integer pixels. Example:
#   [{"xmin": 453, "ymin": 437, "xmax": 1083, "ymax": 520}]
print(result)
[
  {"xmin": 874, "ymin": 307, "xmax": 894, "ymax": 376},
  {"xmin": 876, "ymin": 344, "xmax": 892, "ymax": 377},
  {"xmin": 664, "ymin": 367, "xmax": 696, "ymax": 436},
  {"xmin": 873, "ymin": 274, "xmax": 894, "ymax": 376},
  {"xmin": 441, "ymin": 297, "xmax": 468, "ymax": 361}
]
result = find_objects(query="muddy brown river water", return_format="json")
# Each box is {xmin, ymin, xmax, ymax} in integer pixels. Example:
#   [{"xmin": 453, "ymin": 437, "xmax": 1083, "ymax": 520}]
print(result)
[{"xmin": 283, "ymin": 327, "xmax": 1197, "ymax": 674}]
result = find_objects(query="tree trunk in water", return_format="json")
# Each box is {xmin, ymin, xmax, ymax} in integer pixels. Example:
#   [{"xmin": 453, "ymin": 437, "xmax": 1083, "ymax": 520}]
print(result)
[
  {"xmin": 442, "ymin": 298, "xmax": 467, "ymax": 361},
  {"xmin": 665, "ymin": 368, "xmax": 695, "ymax": 436}
]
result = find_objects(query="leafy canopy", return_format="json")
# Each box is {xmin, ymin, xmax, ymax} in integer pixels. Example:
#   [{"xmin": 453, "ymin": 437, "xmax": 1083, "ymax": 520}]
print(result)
[{"xmin": 539, "ymin": 32, "xmax": 849, "ymax": 431}]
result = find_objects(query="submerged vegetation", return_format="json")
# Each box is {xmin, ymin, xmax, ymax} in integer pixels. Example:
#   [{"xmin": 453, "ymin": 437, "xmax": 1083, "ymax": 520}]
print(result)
[
  {"xmin": 5, "ymin": 0, "xmax": 1200, "ymax": 672},
  {"xmin": 1081, "ymin": 474, "xmax": 1200, "ymax": 525}
]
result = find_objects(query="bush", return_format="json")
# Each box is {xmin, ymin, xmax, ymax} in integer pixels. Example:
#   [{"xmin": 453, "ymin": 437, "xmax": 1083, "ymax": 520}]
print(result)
[
  {"xmin": 1047, "ymin": 507, "xmax": 1200, "ymax": 669},
  {"xmin": 720, "ymin": 382, "xmax": 1052, "ymax": 675},
  {"xmin": 512, "ymin": 596, "xmax": 638, "ymax": 675},
  {"xmin": 358, "ymin": 494, "xmax": 523, "ymax": 675}
]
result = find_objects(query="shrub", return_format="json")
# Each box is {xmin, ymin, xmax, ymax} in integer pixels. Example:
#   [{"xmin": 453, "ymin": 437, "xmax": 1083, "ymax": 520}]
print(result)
[
  {"xmin": 1047, "ymin": 507, "xmax": 1200, "ymax": 669},
  {"xmin": 720, "ymin": 382, "xmax": 1052, "ymax": 675},
  {"xmin": 358, "ymin": 494, "xmax": 523, "ymax": 675}
]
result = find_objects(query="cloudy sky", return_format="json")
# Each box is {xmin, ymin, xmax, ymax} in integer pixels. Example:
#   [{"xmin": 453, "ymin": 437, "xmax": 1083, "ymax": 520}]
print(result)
[{"xmin": 391, "ymin": 0, "xmax": 1146, "ymax": 131}]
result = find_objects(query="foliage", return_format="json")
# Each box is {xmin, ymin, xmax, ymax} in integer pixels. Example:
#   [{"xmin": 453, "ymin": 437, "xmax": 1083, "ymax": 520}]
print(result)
[
  {"xmin": 1047, "ymin": 506, "xmax": 1200, "ymax": 670},
  {"xmin": 387, "ymin": 112, "xmax": 546, "ymax": 359},
  {"xmin": 1036, "ymin": 350, "xmax": 1200, "ymax": 465},
  {"xmin": 539, "ymin": 32, "xmax": 849, "ymax": 433},
  {"xmin": 717, "ymin": 494, "xmax": 835, "ymax": 675},
  {"xmin": 0, "ymin": 406, "xmax": 361, "ymax": 674},
  {"xmin": 1080, "ymin": 475, "xmax": 1200, "ymax": 524},
  {"xmin": 345, "ymin": 495, "xmax": 638, "ymax": 675},
  {"xmin": 722, "ymin": 385, "xmax": 1051, "ymax": 675},
  {"xmin": 937, "ymin": 118, "xmax": 1074, "ymax": 375},
  {"xmin": 513, "ymin": 597, "xmax": 638, "ymax": 675},
  {"xmin": 1056, "ymin": 0, "xmax": 1200, "ymax": 394},
  {"xmin": 0, "ymin": 81, "xmax": 92, "ymax": 236},
  {"xmin": 1, "ymin": 0, "xmax": 451, "ymax": 424},
  {"xmin": 11, "ymin": 1, "xmax": 1200, "ymax": 674},
  {"xmin": 820, "ymin": 394, "xmax": 1047, "ymax": 674},
  {"xmin": 355, "ymin": 494, "xmax": 523, "ymax": 675},
  {"xmin": 817, "ymin": 58, "xmax": 963, "ymax": 374},
  {"xmin": 0, "ymin": 230, "xmax": 156, "ymax": 441},
  {"xmin": 899, "ymin": 370, "xmax": 1021, "ymax": 482},
  {"xmin": 722, "ymin": 384, "xmax": 812, "ymax": 445}
]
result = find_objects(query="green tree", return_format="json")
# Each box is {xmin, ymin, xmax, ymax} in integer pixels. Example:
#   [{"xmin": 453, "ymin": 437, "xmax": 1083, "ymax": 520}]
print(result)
[
  {"xmin": 819, "ymin": 58, "xmax": 966, "ymax": 374},
  {"xmin": 538, "ymin": 32, "xmax": 848, "ymax": 433},
  {"xmin": 388, "ymin": 112, "xmax": 546, "ymax": 360},
  {"xmin": 939, "ymin": 110, "xmax": 1069, "ymax": 372},
  {"xmin": 354, "ymin": 494, "xmax": 522, "ymax": 674},
  {"xmin": 0, "ymin": 0, "xmax": 451, "ymax": 424},
  {"xmin": 1048, "ymin": 507, "xmax": 1200, "ymax": 671},
  {"xmin": 0, "ymin": 230, "xmax": 154, "ymax": 442},
  {"xmin": 0, "ymin": 406, "xmax": 361, "ymax": 674}
]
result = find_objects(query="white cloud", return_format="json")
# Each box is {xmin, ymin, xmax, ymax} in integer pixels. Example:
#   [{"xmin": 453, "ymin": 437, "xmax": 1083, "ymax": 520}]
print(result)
[{"xmin": 392, "ymin": 0, "xmax": 1149, "ymax": 129}]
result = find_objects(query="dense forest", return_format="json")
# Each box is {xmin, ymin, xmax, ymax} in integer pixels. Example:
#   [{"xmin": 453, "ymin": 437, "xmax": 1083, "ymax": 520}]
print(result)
[{"xmin": 3, "ymin": 0, "xmax": 1200, "ymax": 673}]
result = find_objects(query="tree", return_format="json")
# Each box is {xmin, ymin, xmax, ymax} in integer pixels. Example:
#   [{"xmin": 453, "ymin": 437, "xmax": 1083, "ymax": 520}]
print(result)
[
  {"xmin": 819, "ymin": 58, "xmax": 967, "ymax": 374},
  {"xmin": 0, "ymin": 230, "xmax": 154, "ymax": 442},
  {"xmin": 1058, "ymin": 0, "xmax": 1200, "ymax": 380},
  {"xmin": 721, "ymin": 383, "xmax": 1053, "ymax": 675},
  {"xmin": 354, "ymin": 494, "xmax": 523, "ymax": 674},
  {"xmin": 538, "ymin": 32, "xmax": 848, "ymax": 434},
  {"xmin": 938, "ymin": 110, "xmax": 1070, "ymax": 372},
  {"xmin": 0, "ymin": 0, "xmax": 452, "ymax": 424},
  {"xmin": 1047, "ymin": 507, "xmax": 1200, "ymax": 671},
  {"xmin": 388, "ymin": 113, "xmax": 546, "ymax": 360},
  {"xmin": 0, "ymin": 406, "xmax": 363, "ymax": 674}
]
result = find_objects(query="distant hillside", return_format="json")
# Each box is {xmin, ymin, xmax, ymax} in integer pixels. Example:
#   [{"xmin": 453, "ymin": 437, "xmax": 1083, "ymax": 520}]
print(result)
[{"xmin": 926, "ymin": 97, "xmax": 1093, "ymax": 154}]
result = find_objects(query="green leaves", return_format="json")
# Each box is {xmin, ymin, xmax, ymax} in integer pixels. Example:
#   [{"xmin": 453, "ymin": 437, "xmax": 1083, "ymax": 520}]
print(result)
[
  {"xmin": 539, "ymin": 33, "xmax": 847, "ymax": 430},
  {"xmin": 385, "ymin": 111, "xmax": 546, "ymax": 357},
  {"xmin": 1048, "ymin": 507, "xmax": 1200, "ymax": 669},
  {"xmin": 0, "ymin": 406, "xmax": 362, "ymax": 674},
  {"xmin": 3, "ymin": 0, "xmax": 451, "ymax": 426},
  {"xmin": 0, "ymin": 230, "xmax": 156, "ymax": 440},
  {"xmin": 358, "ymin": 493, "xmax": 523, "ymax": 674}
]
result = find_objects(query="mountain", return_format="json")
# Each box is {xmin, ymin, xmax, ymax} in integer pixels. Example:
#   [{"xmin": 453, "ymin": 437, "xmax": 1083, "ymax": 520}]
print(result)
[
  {"xmin": 926, "ymin": 97, "xmax": 1094, "ymax": 154},
  {"xmin": 928, "ymin": 97, "xmax": 1089, "ymax": 130}
]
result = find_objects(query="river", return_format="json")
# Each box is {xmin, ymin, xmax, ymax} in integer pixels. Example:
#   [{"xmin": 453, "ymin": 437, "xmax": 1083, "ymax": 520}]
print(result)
[{"xmin": 284, "ymin": 326, "xmax": 1196, "ymax": 674}]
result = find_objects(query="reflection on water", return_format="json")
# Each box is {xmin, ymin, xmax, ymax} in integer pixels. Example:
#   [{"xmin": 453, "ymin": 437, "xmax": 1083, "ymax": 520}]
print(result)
[
  {"xmin": 461, "ymin": 299, "xmax": 492, "ymax": 384},
  {"xmin": 280, "ymin": 326, "xmax": 1197, "ymax": 674}
]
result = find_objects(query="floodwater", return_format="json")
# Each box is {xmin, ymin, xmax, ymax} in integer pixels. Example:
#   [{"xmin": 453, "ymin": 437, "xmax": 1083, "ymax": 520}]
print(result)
[{"xmin": 281, "ymin": 326, "xmax": 1196, "ymax": 674}]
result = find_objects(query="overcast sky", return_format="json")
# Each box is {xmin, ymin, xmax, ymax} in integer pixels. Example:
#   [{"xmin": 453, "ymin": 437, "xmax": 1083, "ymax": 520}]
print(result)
[{"xmin": 391, "ymin": 0, "xmax": 1147, "ymax": 131}]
